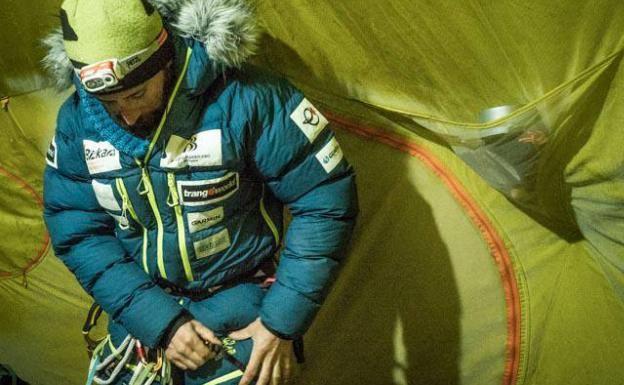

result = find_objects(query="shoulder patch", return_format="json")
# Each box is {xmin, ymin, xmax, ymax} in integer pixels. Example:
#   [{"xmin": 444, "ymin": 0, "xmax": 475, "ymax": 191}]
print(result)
[
  {"xmin": 46, "ymin": 136, "xmax": 58, "ymax": 169},
  {"xmin": 290, "ymin": 98, "xmax": 328, "ymax": 143},
  {"xmin": 316, "ymin": 137, "xmax": 344, "ymax": 174},
  {"xmin": 83, "ymin": 140, "xmax": 122, "ymax": 174},
  {"xmin": 160, "ymin": 130, "xmax": 222, "ymax": 168}
]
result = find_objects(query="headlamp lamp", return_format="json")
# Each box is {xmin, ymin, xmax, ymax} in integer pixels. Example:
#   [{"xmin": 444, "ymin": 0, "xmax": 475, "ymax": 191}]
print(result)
[{"xmin": 79, "ymin": 60, "xmax": 120, "ymax": 92}]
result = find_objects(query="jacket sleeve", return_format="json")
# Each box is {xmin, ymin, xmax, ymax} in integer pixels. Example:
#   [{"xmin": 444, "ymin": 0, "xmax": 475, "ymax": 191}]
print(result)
[
  {"xmin": 249, "ymin": 79, "xmax": 358, "ymax": 339},
  {"xmin": 43, "ymin": 106, "xmax": 184, "ymax": 348}
]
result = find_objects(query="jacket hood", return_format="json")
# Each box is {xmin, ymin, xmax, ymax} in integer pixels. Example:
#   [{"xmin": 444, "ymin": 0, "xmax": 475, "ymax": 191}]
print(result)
[{"xmin": 42, "ymin": 0, "xmax": 260, "ymax": 91}]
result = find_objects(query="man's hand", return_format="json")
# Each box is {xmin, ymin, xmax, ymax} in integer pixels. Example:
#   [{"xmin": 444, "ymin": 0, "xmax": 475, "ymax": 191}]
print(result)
[
  {"xmin": 229, "ymin": 318, "xmax": 297, "ymax": 385},
  {"xmin": 165, "ymin": 319, "xmax": 222, "ymax": 371}
]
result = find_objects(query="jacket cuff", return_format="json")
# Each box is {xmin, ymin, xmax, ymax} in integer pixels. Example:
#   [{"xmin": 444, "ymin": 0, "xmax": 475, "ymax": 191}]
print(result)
[
  {"xmin": 117, "ymin": 285, "xmax": 186, "ymax": 348},
  {"xmin": 160, "ymin": 311, "xmax": 193, "ymax": 348},
  {"xmin": 260, "ymin": 318, "xmax": 294, "ymax": 340},
  {"xmin": 259, "ymin": 280, "xmax": 320, "ymax": 339}
]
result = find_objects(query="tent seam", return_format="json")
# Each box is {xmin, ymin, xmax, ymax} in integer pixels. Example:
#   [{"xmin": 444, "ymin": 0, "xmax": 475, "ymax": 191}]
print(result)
[{"xmin": 0, "ymin": 166, "xmax": 50, "ymax": 281}]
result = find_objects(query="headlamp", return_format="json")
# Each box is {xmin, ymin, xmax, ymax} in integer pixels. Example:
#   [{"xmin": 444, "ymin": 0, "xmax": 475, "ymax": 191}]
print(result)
[
  {"xmin": 79, "ymin": 60, "xmax": 120, "ymax": 92},
  {"xmin": 76, "ymin": 29, "xmax": 169, "ymax": 93}
]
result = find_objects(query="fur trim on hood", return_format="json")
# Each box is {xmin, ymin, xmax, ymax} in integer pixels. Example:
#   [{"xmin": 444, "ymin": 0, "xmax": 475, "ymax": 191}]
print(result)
[{"xmin": 42, "ymin": 0, "xmax": 260, "ymax": 91}]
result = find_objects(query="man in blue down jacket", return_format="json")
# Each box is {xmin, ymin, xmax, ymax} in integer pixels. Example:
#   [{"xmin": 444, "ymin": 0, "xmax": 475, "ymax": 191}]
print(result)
[{"xmin": 42, "ymin": 0, "xmax": 357, "ymax": 384}]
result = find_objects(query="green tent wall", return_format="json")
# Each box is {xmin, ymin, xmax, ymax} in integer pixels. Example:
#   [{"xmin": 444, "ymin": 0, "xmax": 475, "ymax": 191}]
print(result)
[{"xmin": 1, "ymin": 1, "xmax": 623, "ymax": 384}]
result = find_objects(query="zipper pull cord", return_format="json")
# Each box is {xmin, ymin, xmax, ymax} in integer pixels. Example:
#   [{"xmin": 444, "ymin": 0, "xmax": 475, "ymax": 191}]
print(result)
[
  {"xmin": 166, "ymin": 173, "xmax": 178, "ymax": 207},
  {"xmin": 137, "ymin": 175, "xmax": 148, "ymax": 196},
  {"xmin": 119, "ymin": 194, "xmax": 131, "ymax": 231},
  {"xmin": 137, "ymin": 161, "xmax": 149, "ymax": 196},
  {"xmin": 166, "ymin": 188, "xmax": 175, "ymax": 207},
  {"xmin": 115, "ymin": 179, "xmax": 131, "ymax": 230}
]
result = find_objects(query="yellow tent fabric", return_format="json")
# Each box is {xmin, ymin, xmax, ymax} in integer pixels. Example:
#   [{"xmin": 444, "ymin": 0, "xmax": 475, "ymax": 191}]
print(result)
[
  {"xmin": 1, "ymin": 1, "xmax": 624, "ymax": 384},
  {"xmin": 0, "ymin": 89, "xmax": 95, "ymax": 385},
  {"xmin": 254, "ymin": 0, "xmax": 624, "ymax": 249}
]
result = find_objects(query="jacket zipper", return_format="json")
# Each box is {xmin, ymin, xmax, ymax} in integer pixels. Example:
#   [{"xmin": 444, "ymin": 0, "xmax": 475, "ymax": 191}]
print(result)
[
  {"xmin": 167, "ymin": 173, "xmax": 194, "ymax": 282},
  {"xmin": 259, "ymin": 184, "xmax": 280, "ymax": 248},
  {"xmin": 137, "ymin": 165, "xmax": 167, "ymax": 279},
  {"xmin": 131, "ymin": 48, "xmax": 193, "ymax": 281},
  {"xmin": 116, "ymin": 178, "xmax": 150, "ymax": 274}
]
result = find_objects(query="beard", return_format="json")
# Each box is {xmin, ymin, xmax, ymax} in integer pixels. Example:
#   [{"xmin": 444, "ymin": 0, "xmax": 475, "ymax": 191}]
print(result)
[
  {"xmin": 120, "ymin": 103, "xmax": 166, "ymax": 139},
  {"xmin": 116, "ymin": 67, "xmax": 174, "ymax": 139}
]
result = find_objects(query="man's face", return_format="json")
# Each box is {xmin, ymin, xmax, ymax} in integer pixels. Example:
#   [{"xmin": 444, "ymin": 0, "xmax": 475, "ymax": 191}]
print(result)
[{"xmin": 96, "ymin": 66, "xmax": 171, "ymax": 138}]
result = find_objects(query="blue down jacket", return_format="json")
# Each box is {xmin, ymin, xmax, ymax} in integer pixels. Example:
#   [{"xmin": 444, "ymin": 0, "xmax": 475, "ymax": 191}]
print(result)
[{"xmin": 43, "ymin": 36, "xmax": 358, "ymax": 348}]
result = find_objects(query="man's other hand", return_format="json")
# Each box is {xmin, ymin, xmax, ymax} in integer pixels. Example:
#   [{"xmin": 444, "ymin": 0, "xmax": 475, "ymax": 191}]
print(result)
[
  {"xmin": 229, "ymin": 318, "xmax": 297, "ymax": 385},
  {"xmin": 165, "ymin": 319, "xmax": 222, "ymax": 371}
]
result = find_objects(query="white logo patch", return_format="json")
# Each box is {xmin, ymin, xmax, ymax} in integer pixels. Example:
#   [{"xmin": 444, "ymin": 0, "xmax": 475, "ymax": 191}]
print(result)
[
  {"xmin": 83, "ymin": 140, "xmax": 122, "ymax": 174},
  {"xmin": 194, "ymin": 228, "xmax": 231, "ymax": 259},
  {"xmin": 92, "ymin": 180, "xmax": 121, "ymax": 212},
  {"xmin": 315, "ymin": 137, "xmax": 343, "ymax": 173},
  {"xmin": 177, "ymin": 173, "xmax": 239, "ymax": 206},
  {"xmin": 187, "ymin": 207, "xmax": 224, "ymax": 234},
  {"xmin": 46, "ymin": 136, "xmax": 58, "ymax": 169},
  {"xmin": 160, "ymin": 130, "xmax": 222, "ymax": 169},
  {"xmin": 290, "ymin": 98, "xmax": 328, "ymax": 143}
]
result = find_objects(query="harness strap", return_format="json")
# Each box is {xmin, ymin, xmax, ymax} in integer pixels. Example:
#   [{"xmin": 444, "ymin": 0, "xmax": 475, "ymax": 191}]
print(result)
[
  {"xmin": 83, "ymin": 303, "xmax": 105, "ymax": 358},
  {"xmin": 156, "ymin": 259, "xmax": 277, "ymax": 301}
]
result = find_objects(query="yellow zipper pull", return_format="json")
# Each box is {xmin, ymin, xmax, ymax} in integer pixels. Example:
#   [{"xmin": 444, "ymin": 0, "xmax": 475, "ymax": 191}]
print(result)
[
  {"xmin": 166, "ymin": 173, "xmax": 179, "ymax": 207},
  {"xmin": 116, "ymin": 179, "xmax": 131, "ymax": 230},
  {"xmin": 137, "ymin": 169, "xmax": 149, "ymax": 196},
  {"xmin": 135, "ymin": 159, "xmax": 149, "ymax": 196},
  {"xmin": 119, "ymin": 204, "xmax": 130, "ymax": 230}
]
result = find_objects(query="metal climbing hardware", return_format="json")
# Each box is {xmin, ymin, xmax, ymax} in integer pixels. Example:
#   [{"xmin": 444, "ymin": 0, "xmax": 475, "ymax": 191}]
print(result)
[{"xmin": 85, "ymin": 335, "xmax": 172, "ymax": 385}]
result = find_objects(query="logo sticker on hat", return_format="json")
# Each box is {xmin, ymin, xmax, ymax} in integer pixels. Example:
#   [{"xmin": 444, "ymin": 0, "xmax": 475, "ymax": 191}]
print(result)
[
  {"xmin": 60, "ymin": 8, "xmax": 78, "ymax": 41},
  {"xmin": 139, "ymin": 0, "xmax": 156, "ymax": 14}
]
